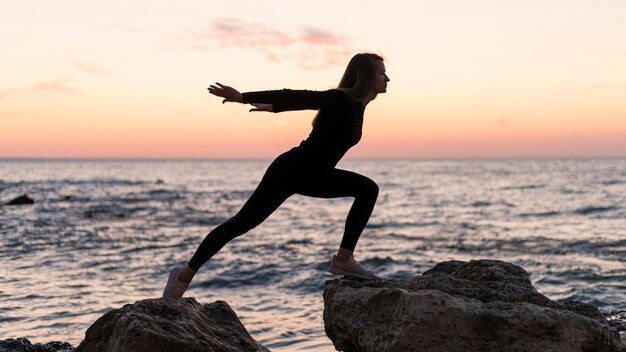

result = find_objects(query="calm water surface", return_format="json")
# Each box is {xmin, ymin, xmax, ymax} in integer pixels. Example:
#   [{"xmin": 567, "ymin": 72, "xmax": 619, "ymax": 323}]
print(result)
[{"xmin": 1, "ymin": 158, "xmax": 625, "ymax": 350}]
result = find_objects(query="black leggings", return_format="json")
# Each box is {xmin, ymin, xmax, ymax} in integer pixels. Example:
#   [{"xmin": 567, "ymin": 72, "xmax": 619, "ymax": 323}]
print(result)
[{"xmin": 187, "ymin": 160, "xmax": 379, "ymax": 272}]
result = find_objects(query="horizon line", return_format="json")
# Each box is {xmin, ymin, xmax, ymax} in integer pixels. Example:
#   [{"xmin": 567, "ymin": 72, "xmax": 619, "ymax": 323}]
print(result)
[{"xmin": 1, "ymin": 155, "xmax": 625, "ymax": 162}]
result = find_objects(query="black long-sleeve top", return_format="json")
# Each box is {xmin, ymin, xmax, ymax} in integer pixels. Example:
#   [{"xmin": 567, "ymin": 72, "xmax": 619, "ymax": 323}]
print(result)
[{"xmin": 242, "ymin": 89, "xmax": 365, "ymax": 172}]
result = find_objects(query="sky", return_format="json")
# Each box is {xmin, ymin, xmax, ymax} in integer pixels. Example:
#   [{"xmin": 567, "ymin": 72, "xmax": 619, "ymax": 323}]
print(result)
[{"xmin": 1, "ymin": 0, "xmax": 625, "ymax": 158}]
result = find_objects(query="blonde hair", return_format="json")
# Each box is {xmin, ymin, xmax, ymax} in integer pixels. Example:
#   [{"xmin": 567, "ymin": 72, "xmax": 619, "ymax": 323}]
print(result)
[
  {"xmin": 337, "ymin": 53, "xmax": 384, "ymax": 100},
  {"xmin": 312, "ymin": 53, "xmax": 383, "ymax": 126}
]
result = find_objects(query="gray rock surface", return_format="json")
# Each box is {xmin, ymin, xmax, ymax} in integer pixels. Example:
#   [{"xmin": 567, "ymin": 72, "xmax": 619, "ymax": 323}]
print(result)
[
  {"xmin": 0, "ymin": 338, "xmax": 74, "ymax": 352},
  {"xmin": 324, "ymin": 259, "xmax": 622, "ymax": 352},
  {"xmin": 75, "ymin": 298, "xmax": 269, "ymax": 352}
]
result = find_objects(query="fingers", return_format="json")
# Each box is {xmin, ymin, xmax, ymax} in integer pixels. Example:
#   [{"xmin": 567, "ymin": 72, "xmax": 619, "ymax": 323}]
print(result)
[
  {"xmin": 207, "ymin": 82, "xmax": 233, "ymax": 95},
  {"xmin": 248, "ymin": 103, "xmax": 272, "ymax": 112},
  {"xmin": 208, "ymin": 82, "xmax": 230, "ymax": 92},
  {"xmin": 207, "ymin": 83, "xmax": 226, "ymax": 93},
  {"xmin": 207, "ymin": 82, "xmax": 242, "ymax": 103},
  {"xmin": 207, "ymin": 85, "xmax": 221, "ymax": 96},
  {"xmin": 208, "ymin": 84, "xmax": 229, "ymax": 101}
]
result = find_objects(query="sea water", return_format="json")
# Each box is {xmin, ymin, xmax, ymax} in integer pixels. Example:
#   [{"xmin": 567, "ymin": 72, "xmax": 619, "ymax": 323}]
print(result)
[{"xmin": 1, "ymin": 158, "xmax": 625, "ymax": 351}]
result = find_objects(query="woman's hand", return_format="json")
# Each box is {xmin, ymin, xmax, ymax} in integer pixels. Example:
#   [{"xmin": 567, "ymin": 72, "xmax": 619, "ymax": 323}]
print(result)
[
  {"xmin": 207, "ymin": 82, "xmax": 243, "ymax": 104},
  {"xmin": 249, "ymin": 103, "xmax": 273, "ymax": 113}
]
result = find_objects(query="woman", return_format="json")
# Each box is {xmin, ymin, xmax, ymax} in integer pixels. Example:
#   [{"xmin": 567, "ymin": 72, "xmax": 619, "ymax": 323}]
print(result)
[{"xmin": 163, "ymin": 53, "xmax": 390, "ymax": 309}]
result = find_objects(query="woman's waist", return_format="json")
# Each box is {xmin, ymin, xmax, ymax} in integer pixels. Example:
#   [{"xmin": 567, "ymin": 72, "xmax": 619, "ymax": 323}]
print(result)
[{"xmin": 273, "ymin": 144, "xmax": 344, "ymax": 171}]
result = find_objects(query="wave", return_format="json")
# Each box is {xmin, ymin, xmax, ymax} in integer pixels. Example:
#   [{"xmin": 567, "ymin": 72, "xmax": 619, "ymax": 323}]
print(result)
[
  {"xmin": 500, "ymin": 184, "xmax": 545, "ymax": 190},
  {"xmin": 519, "ymin": 211, "xmax": 562, "ymax": 218},
  {"xmin": 83, "ymin": 205, "xmax": 132, "ymax": 220},
  {"xmin": 606, "ymin": 310, "xmax": 626, "ymax": 331},
  {"xmin": 599, "ymin": 179, "xmax": 625, "ymax": 186},
  {"xmin": 367, "ymin": 221, "xmax": 441, "ymax": 229},
  {"xmin": 147, "ymin": 189, "xmax": 183, "ymax": 199},
  {"xmin": 574, "ymin": 206, "xmax": 619, "ymax": 215},
  {"xmin": 470, "ymin": 200, "xmax": 516, "ymax": 208},
  {"xmin": 118, "ymin": 190, "xmax": 185, "ymax": 204},
  {"xmin": 471, "ymin": 201, "xmax": 491, "ymax": 207},
  {"xmin": 519, "ymin": 206, "xmax": 619, "ymax": 218},
  {"xmin": 52, "ymin": 178, "xmax": 148, "ymax": 187},
  {"xmin": 199, "ymin": 269, "xmax": 285, "ymax": 289},
  {"xmin": 362, "ymin": 256, "xmax": 396, "ymax": 266}
]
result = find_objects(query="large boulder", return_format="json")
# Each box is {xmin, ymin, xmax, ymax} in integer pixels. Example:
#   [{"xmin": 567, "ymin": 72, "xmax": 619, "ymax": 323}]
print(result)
[
  {"xmin": 75, "ymin": 298, "xmax": 269, "ymax": 352},
  {"xmin": 324, "ymin": 259, "xmax": 622, "ymax": 352}
]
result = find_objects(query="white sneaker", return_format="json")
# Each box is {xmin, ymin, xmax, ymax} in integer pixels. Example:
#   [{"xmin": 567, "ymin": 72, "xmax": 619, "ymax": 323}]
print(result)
[
  {"xmin": 328, "ymin": 255, "xmax": 377, "ymax": 280},
  {"xmin": 161, "ymin": 266, "xmax": 189, "ymax": 309}
]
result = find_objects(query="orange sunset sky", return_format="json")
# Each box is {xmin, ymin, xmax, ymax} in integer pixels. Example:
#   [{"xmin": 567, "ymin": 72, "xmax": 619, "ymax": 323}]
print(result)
[{"xmin": 1, "ymin": 1, "xmax": 625, "ymax": 158}]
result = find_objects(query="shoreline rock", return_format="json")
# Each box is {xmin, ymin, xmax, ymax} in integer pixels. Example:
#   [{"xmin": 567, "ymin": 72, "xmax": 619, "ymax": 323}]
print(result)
[
  {"xmin": 0, "ymin": 338, "xmax": 74, "ymax": 352},
  {"xmin": 3, "ymin": 261, "xmax": 625, "ymax": 352},
  {"xmin": 5, "ymin": 194, "xmax": 34, "ymax": 206},
  {"xmin": 324, "ymin": 259, "xmax": 623, "ymax": 352},
  {"xmin": 75, "ymin": 297, "xmax": 269, "ymax": 352}
]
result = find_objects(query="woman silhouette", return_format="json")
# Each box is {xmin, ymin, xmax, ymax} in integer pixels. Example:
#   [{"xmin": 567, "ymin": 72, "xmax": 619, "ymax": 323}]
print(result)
[{"xmin": 163, "ymin": 53, "xmax": 390, "ymax": 309}]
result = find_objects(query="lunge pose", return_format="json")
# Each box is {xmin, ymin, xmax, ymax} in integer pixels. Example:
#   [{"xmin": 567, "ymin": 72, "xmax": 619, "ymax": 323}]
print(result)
[{"xmin": 163, "ymin": 53, "xmax": 390, "ymax": 309}]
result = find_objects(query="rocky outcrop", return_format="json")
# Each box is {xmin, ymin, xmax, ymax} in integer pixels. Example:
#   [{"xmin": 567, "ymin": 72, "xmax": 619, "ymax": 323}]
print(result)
[
  {"xmin": 5, "ymin": 194, "xmax": 34, "ymax": 205},
  {"xmin": 75, "ymin": 298, "xmax": 269, "ymax": 352},
  {"xmin": 324, "ymin": 259, "xmax": 623, "ymax": 352},
  {"xmin": 0, "ymin": 338, "xmax": 74, "ymax": 352}
]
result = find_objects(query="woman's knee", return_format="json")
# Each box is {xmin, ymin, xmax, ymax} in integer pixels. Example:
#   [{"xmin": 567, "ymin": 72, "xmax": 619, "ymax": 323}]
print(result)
[{"xmin": 357, "ymin": 176, "xmax": 379, "ymax": 201}]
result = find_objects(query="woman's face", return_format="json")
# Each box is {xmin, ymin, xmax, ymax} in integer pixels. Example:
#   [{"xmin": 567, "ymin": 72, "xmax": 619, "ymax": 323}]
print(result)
[{"xmin": 372, "ymin": 60, "xmax": 390, "ymax": 94}]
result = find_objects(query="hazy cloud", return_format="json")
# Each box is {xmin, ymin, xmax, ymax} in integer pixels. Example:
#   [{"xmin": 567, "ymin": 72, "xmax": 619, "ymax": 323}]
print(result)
[
  {"xmin": 99, "ymin": 24, "xmax": 151, "ymax": 34},
  {"xmin": 497, "ymin": 118, "xmax": 510, "ymax": 126},
  {"xmin": 209, "ymin": 19, "xmax": 295, "ymax": 48},
  {"xmin": 0, "ymin": 81, "xmax": 77, "ymax": 119},
  {"xmin": 0, "ymin": 109, "xmax": 36, "ymax": 119},
  {"xmin": 299, "ymin": 27, "xmax": 345, "ymax": 46},
  {"xmin": 66, "ymin": 60, "xmax": 111, "ymax": 75},
  {"xmin": 181, "ymin": 19, "xmax": 353, "ymax": 70},
  {"xmin": 0, "ymin": 80, "xmax": 79, "ymax": 101},
  {"xmin": 31, "ymin": 80, "xmax": 79, "ymax": 95},
  {"xmin": 583, "ymin": 83, "xmax": 607, "ymax": 90}
]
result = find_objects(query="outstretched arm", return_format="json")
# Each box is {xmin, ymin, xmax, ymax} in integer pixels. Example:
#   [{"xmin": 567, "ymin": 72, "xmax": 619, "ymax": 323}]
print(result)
[{"xmin": 208, "ymin": 84, "xmax": 336, "ymax": 113}]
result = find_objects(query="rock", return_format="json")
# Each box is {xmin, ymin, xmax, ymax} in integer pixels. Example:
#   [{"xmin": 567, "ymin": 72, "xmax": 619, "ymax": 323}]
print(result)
[
  {"xmin": 75, "ymin": 298, "xmax": 269, "ymax": 352},
  {"xmin": 0, "ymin": 337, "xmax": 74, "ymax": 352},
  {"xmin": 324, "ymin": 259, "xmax": 622, "ymax": 352},
  {"xmin": 607, "ymin": 310, "xmax": 626, "ymax": 332},
  {"xmin": 6, "ymin": 194, "xmax": 34, "ymax": 205}
]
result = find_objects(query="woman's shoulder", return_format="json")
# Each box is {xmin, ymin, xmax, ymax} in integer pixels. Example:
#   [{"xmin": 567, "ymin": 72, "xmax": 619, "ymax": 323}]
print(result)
[
  {"xmin": 328, "ymin": 88, "xmax": 364, "ymax": 108},
  {"xmin": 328, "ymin": 88, "xmax": 363, "ymax": 105}
]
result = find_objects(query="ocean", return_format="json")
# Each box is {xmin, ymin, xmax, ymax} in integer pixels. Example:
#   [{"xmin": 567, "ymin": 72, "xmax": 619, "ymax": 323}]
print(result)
[{"xmin": 1, "ymin": 158, "xmax": 625, "ymax": 351}]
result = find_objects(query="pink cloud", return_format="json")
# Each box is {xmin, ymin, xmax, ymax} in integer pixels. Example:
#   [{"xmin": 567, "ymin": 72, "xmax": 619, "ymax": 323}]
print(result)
[
  {"xmin": 299, "ymin": 27, "xmax": 347, "ymax": 46},
  {"xmin": 210, "ymin": 19, "xmax": 294, "ymax": 48},
  {"xmin": 0, "ymin": 80, "xmax": 79, "ymax": 102},
  {"xmin": 99, "ymin": 24, "xmax": 151, "ymax": 34},
  {"xmin": 182, "ymin": 19, "xmax": 353, "ymax": 70},
  {"xmin": 67, "ymin": 60, "xmax": 111, "ymax": 75},
  {"xmin": 31, "ymin": 80, "xmax": 79, "ymax": 95}
]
